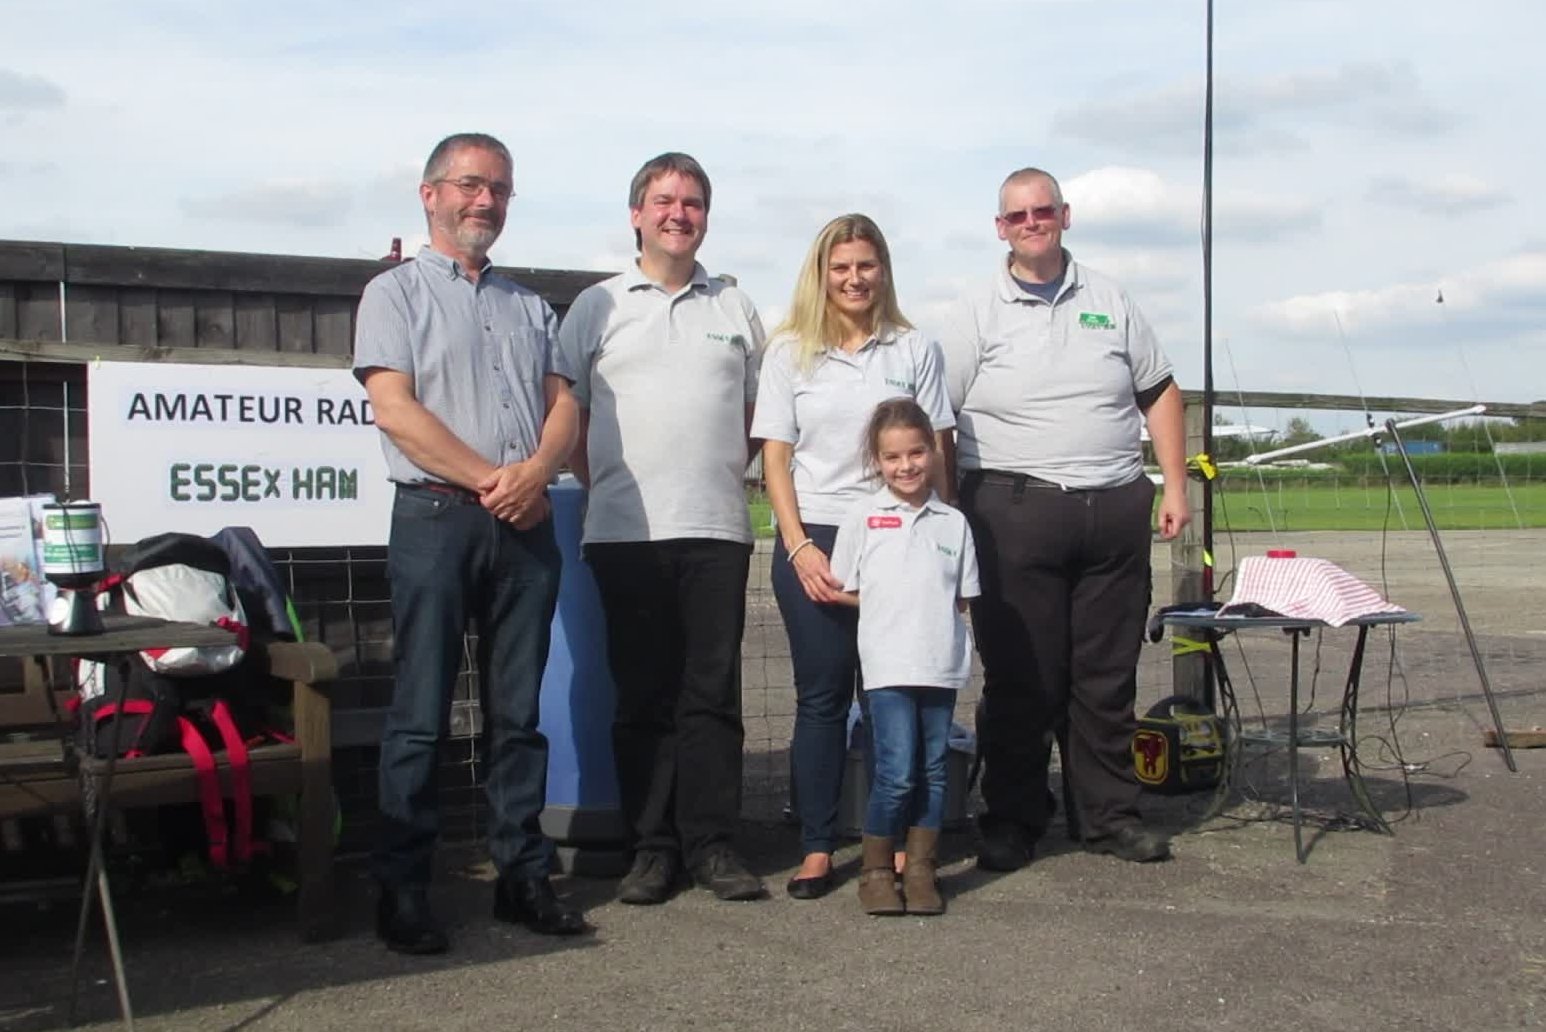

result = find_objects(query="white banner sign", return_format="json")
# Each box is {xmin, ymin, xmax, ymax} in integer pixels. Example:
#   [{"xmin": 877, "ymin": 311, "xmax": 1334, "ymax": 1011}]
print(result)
[{"xmin": 87, "ymin": 361, "xmax": 392, "ymax": 547}]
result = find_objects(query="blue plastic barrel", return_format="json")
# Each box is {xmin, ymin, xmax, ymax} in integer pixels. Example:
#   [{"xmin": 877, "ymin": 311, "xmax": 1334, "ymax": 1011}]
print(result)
[{"xmin": 538, "ymin": 476, "xmax": 628, "ymax": 873}]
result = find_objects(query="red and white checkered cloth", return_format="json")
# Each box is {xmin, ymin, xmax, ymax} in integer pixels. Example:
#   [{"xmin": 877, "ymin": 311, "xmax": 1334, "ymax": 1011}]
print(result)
[{"xmin": 1222, "ymin": 556, "xmax": 1406, "ymax": 627}]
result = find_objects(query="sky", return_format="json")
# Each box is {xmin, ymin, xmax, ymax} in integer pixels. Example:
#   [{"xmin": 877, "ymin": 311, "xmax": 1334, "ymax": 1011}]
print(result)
[{"xmin": 4, "ymin": 0, "xmax": 1544, "ymax": 433}]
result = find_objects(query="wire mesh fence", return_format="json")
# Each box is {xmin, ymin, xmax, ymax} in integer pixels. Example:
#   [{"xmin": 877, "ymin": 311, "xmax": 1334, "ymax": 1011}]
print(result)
[{"xmin": 0, "ymin": 360, "xmax": 87, "ymax": 503}]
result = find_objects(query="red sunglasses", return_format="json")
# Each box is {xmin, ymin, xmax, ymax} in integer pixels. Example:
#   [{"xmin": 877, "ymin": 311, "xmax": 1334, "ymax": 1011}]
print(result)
[{"xmin": 998, "ymin": 205, "xmax": 1062, "ymax": 226}]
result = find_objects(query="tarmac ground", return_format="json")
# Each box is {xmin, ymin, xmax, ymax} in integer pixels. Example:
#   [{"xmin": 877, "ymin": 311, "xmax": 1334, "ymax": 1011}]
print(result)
[{"xmin": 2, "ymin": 531, "xmax": 1543, "ymax": 1031}]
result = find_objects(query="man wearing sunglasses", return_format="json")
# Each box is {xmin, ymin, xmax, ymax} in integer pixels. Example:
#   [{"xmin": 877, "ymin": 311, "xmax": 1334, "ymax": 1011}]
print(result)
[
  {"xmin": 354, "ymin": 132, "xmax": 587, "ymax": 953},
  {"xmin": 940, "ymin": 166, "xmax": 1189, "ymax": 872}
]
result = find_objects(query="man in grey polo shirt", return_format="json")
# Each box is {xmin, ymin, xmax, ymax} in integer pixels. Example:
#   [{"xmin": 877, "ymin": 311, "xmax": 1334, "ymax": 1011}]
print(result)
[
  {"xmin": 554, "ymin": 152, "xmax": 766, "ymax": 905},
  {"xmin": 354, "ymin": 132, "xmax": 586, "ymax": 953},
  {"xmin": 940, "ymin": 166, "xmax": 1189, "ymax": 870}
]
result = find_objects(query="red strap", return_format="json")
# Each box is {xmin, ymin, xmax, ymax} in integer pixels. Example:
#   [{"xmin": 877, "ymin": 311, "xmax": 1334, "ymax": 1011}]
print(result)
[
  {"xmin": 208, "ymin": 701, "xmax": 256, "ymax": 864},
  {"xmin": 94, "ymin": 700, "xmax": 155, "ymax": 756},
  {"xmin": 94, "ymin": 700, "xmax": 155, "ymax": 719},
  {"xmin": 176, "ymin": 716, "xmax": 229, "ymax": 870},
  {"xmin": 215, "ymin": 616, "xmax": 251, "ymax": 652}
]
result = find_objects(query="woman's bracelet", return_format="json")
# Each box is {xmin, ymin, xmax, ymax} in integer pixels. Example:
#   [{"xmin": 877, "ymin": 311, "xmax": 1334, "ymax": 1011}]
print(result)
[{"xmin": 786, "ymin": 538, "xmax": 817, "ymax": 564}]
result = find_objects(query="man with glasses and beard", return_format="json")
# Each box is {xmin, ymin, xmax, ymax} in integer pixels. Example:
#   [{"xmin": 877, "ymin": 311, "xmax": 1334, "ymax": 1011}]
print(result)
[
  {"xmin": 940, "ymin": 166, "xmax": 1190, "ymax": 872},
  {"xmin": 354, "ymin": 132, "xmax": 587, "ymax": 953}
]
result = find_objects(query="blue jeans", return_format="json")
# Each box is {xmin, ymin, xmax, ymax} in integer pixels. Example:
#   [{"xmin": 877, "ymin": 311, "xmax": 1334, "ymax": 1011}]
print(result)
[
  {"xmin": 863, "ymin": 687, "xmax": 955, "ymax": 838},
  {"xmin": 772, "ymin": 524, "xmax": 863, "ymax": 855},
  {"xmin": 373, "ymin": 485, "xmax": 560, "ymax": 887}
]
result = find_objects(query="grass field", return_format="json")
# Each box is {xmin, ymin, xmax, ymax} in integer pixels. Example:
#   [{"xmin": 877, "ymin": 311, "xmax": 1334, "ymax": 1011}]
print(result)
[
  {"xmin": 746, "ymin": 482, "xmax": 1546, "ymax": 536},
  {"xmin": 748, "ymin": 494, "xmax": 774, "ymax": 538},
  {"xmin": 1211, "ymin": 480, "xmax": 1546, "ymax": 531}
]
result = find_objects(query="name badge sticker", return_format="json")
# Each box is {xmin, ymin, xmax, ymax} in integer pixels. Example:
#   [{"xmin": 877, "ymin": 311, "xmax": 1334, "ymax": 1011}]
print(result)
[{"xmin": 868, "ymin": 515, "xmax": 903, "ymax": 529}]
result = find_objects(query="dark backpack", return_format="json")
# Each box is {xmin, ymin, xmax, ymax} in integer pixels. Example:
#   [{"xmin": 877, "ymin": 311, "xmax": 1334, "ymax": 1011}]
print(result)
[
  {"xmin": 74, "ymin": 532, "xmax": 294, "ymax": 870},
  {"xmin": 76, "ymin": 659, "xmax": 180, "ymax": 759},
  {"xmin": 75, "ymin": 656, "xmax": 284, "ymax": 870}
]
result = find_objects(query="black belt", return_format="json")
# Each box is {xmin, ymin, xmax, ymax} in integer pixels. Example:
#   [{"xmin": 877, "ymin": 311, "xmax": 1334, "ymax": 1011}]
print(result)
[
  {"xmin": 396, "ymin": 481, "xmax": 482, "ymax": 504},
  {"xmin": 963, "ymin": 469, "xmax": 1068, "ymax": 492}
]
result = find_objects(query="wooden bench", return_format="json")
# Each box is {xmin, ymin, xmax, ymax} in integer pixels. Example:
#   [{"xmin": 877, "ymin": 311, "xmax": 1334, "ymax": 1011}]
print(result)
[{"xmin": 0, "ymin": 640, "xmax": 340, "ymax": 941}]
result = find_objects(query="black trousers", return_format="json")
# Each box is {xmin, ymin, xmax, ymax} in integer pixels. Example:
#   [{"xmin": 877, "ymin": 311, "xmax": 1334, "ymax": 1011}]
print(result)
[
  {"xmin": 960, "ymin": 471, "xmax": 1154, "ymax": 841},
  {"xmin": 586, "ymin": 539, "xmax": 751, "ymax": 866}
]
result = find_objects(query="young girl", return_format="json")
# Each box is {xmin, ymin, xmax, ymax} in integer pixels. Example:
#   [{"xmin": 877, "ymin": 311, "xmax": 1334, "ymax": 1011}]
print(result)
[{"xmin": 829, "ymin": 399, "xmax": 979, "ymax": 916}]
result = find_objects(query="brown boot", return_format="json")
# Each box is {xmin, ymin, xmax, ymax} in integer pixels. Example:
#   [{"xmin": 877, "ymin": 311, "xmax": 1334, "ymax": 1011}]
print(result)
[
  {"xmin": 902, "ymin": 827, "xmax": 944, "ymax": 916},
  {"xmin": 857, "ymin": 835, "xmax": 904, "ymax": 916}
]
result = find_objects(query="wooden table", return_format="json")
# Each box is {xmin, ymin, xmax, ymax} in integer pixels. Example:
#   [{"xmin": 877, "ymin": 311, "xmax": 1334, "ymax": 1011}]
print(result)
[
  {"xmin": 0, "ymin": 614, "xmax": 238, "ymax": 659},
  {"xmin": 0, "ymin": 615, "xmax": 237, "ymax": 1032}
]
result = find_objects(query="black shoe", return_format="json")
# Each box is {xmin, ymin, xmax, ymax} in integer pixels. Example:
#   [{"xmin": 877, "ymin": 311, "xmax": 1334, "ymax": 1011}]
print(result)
[
  {"xmin": 976, "ymin": 823, "xmax": 1035, "ymax": 872},
  {"xmin": 784, "ymin": 870, "xmax": 834, "ymax": 900},
  {"xmin": 1083, "ymin": 825, "xmax": 1171, "ymax": 863},
  {"xmin": 376, "ymin": 885, "xmax": 449, "ymax": 955},
  {"xmin": 692, "ymin": 847, "xmax": 767, "ymax": 901},
  {"xmin": 493, "ymin": 874, "xmax": 589, "ymax": 936},
  {"xmin": 617, "ymin": 850, "xmax": 679, "ymax": 906}
]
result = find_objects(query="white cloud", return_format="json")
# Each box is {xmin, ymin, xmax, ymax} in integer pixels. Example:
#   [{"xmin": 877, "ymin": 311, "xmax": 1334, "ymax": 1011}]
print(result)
[
  {"xmin": 1053, "ymin": 62, "xmax": 1453, "ymax": 156},
  {"xmin": 0, "ymin": 159, "xmax": 58, "ymax": 178},
  {"xmin": 0, "ymin": 68, "xmax": 65, "ymax": 109},
  {"xmin": 181, "ymin": 179, "xmax": 347, "ymax": 228},
  {"xmin": 1252, "ymin": 250, "xmax": 1546, "ymax": 337},
  {"xmin": 1074, "ymin": 247, "xmax": 1195, "ymax": 296},
  {"xmin": 1367, "ymin": 174, "xmax": 1511, "ymax": 215},
  {"xmin": 177, "ymin": 166, "xmax": 424, "ymax": 235},
  {"xmin": 1247, "ymin": 63, "xmax": 1436, "ymax": 117},
  {"xmin": 1063, "ymin": 166, "xmax": 1318, "ymax": 246}
]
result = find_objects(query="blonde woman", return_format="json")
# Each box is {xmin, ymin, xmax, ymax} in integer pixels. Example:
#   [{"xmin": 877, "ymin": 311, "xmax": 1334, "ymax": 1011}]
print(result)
[{"xmin": 750, "ymin": 214, "xmax": 954, "ymax": 899}]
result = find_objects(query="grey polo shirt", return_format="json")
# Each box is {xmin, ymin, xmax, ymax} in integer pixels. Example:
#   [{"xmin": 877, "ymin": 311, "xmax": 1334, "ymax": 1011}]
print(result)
[
  {"xmin": 750, "ymin": 327, "xmax": 955, "ymax": 527},
  {"xmin": 553, "ymin": 262, "xmax": 764, "ymax": 545},
  {"xmin": 829, "ymin": 487, "xmax": 981, "ymax": 692},
  {"xmin": 939, "ymin": 253, "xmax": 1173, "ymax": 490},
  {"xmin": 352, "ymin": 246, "xmax": 557, "ymax": 484}
]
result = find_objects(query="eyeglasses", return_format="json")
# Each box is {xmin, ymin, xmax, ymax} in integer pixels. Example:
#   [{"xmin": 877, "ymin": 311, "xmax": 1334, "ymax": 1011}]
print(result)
[
  {"xmin": 434, "ymin": 176, "xmax": 515, "ymax": 201},
  {"xmin": 997, "ymin": 204, "xmax": 1062, "ymax": 226}
]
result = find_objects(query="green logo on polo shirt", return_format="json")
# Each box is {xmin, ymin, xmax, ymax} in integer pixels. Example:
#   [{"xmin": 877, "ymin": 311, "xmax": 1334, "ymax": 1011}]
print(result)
[
  {"xmin": 1079, "ymin": 312, "xmax": 1114, "ymax": 330},
  {"xmin": 884, "ymin": 377, "xmax": 915, "ymax": 391},
  {"xmin": 705, "ymin": 332, "xmax": 749, "ymax": 350},
  {"xmin": 936, "ymin": 543, "xmax": 958, "ymax": 559}
]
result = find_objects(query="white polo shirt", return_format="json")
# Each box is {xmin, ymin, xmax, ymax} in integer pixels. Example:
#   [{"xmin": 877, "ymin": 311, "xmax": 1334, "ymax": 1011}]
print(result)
[
  {"xmin": 554, "ymin": 262, "xmax": 764, "ymax": 545},
  {"xmin": 750, "ymin": 327, "xmax": 955, "ymax": 527},
  {"xmin": 939, "ymin": 253, "xmax": 1173, "ymax": 490},
  {"xmin": 829, "ymin": 487, "xmax": 981, "ymax": 692}
]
